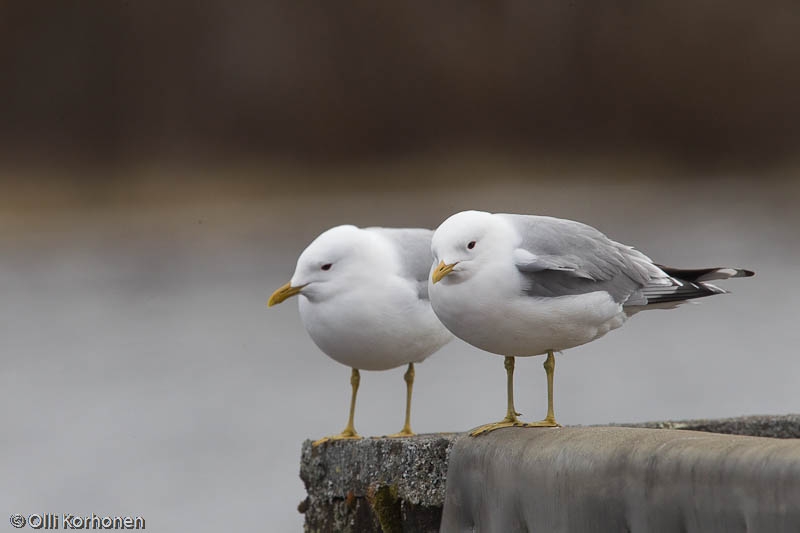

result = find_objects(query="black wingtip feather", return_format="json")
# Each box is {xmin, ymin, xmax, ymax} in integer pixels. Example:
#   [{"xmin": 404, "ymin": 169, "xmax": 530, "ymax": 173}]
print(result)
[{"xmin": 655, "ymin": 264, "xmax": 755, "ymax": 282}]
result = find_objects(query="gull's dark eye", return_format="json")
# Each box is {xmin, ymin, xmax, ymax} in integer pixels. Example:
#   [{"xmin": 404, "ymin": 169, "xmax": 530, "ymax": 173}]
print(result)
[
  {"xmin": 467, "ymin": 241, "xmax": 476, "ymax": 250},
  {"xmin": 321, "ymin": 263, "xmax": 332, "ymax": 271}
]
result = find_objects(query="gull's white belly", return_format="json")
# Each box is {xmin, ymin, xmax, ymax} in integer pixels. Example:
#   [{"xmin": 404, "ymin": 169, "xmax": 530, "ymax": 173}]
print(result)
[
  {"xmin": 298, "ymin": 289, "xmax": 451, "ymax": 371},
  {"xmin": 431, "ymin": 285, "xmax": 626, "ymax": 357}
]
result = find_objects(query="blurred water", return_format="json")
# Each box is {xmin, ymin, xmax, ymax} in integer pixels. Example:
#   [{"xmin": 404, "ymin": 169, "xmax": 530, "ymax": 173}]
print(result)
[{"xmin": 1, "ymin": 172, "xmax": 798, "ymax": 531}]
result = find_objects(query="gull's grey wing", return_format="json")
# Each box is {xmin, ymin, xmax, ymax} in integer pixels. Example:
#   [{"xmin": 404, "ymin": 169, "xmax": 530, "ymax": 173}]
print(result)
[
  {"xmin": 367, "ymin": 227, "xmax": 434, "ymax": 300},
  {"xmin": 498, "ymin": 214, "xmax": 754, "ymax": 307},
  {"xmin": 498, "ymin": 214, "xmax": 663, "ymax": 304}
]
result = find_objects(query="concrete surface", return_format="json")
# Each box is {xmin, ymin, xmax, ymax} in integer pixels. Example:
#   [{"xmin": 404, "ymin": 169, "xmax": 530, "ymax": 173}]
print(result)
[
  {"xmin": 441, "ymin": 426, "xmax": 800, "ymax": 532},
  {"xmin": 616, "ymin": 413, "xmax": 800, "ymax": 438},
  {"xmin": 299, "ymin": 434, "xmax": 457, "ymax": 532},
  {"xmin": 299, "ymin": 415, "xmax": 800, "ymax": 532}
]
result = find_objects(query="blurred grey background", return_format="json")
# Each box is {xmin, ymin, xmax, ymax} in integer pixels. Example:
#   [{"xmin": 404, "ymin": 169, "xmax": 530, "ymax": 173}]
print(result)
[{"xmin": 1, "ymin": 2, "xmax": 799, "ymax": 531}]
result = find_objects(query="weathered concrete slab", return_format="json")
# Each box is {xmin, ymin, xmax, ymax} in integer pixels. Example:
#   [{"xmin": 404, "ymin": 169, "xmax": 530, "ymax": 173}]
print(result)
[
  {"xmin": 299, "ymin": 415, "xmax": 800, "ymax": 532},
  {"xmin": 441, "ymin": 426, "xmax": 800, "ymax": 533},
  {"xmin": 299, "ymin": 434, "xmax": 458, "ymax": 532},
  {"xmin": 615, "ymin": 413, "xmax": 800, "ymax": 439}
]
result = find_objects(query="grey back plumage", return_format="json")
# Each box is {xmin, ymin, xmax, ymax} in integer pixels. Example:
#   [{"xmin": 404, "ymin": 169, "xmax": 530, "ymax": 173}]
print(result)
[
  {"xmin": 366, "ymin": 227, "xmax": 435, "ymax": 300},
  {"xmin": 498, "ymin": 214, "xmax": 754, "ymax": 307},
  {"xmin": 500, "ymin": 214, "xmax": 658, "ymax": 304}
]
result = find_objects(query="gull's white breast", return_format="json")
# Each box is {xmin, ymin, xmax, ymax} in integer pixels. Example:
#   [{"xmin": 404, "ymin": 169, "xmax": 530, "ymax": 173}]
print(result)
[
  {"xmin": 429, "ymin": 262, "xmax": 627, "ymax": 357},
  {"xmin": 299, "ymin": 280, "xmax": 451, "ymax": 371}
]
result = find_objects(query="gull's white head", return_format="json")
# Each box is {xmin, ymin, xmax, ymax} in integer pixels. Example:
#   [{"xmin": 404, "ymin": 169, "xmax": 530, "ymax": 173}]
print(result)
[
  {"xmin": 268, "ymin": 225, "xmax": 392, "ymax": 306},
  {"xmin": 430, "ymin": 210, "xmax": 516, "ymax": 284}
]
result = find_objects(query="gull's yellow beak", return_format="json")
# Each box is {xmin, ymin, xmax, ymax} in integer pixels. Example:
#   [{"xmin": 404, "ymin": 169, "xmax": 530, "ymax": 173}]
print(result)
[
  {"xmin": 268, "ymin": 282, "xmax": 304, "ymax": 307},
  {"xmin": 432, "ymin": 260, "xmax": 457, "ymax": 284}
]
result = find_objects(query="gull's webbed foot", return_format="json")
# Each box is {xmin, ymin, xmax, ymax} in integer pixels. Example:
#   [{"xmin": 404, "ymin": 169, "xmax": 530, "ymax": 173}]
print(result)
[
  {"xmin": 470, "ymin": 419, "xmax": 537, "ymax": 437},
  {"xmin": 312, "ymin": 429, "xmax": 363, "ymax": 447},
  {"xmin": 524, "ymin": 415, "xmax": 561, "ymax": 428},
  {"xmin": 469, "ymin": 415, "xmax": 560, "ymax": 437},
  {"xmin": 385, "ymin": 428, "xmax": 415, "ymax": 438}
]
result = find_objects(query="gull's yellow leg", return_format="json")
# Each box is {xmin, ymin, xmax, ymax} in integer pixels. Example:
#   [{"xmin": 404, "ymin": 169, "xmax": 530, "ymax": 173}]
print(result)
[
  {"xmin": 502, "ymin": 355, "xmax": 522, "ymax": 422},
  {"xmin": 313, "ymin": 368, "xmax": 363, "ymax": 446},
  {"xmin": 387, "ymin": 363, "xmax": 416, "ymax": 437},
  {"xmin": 471, "ymin": 356, "xmax": 531, "ymax": 436},
  {"xmin": 526, "ymin": 350, "xmax": 561, "ymax": 427}
]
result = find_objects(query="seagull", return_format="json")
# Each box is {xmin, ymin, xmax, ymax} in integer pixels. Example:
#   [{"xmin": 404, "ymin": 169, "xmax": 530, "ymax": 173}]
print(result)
[
  {"xmin": 269, "ymin": 225, "xmax": 452, "ymax": 444},
  {"xmin": 429, "ymin": 210, "xmax": 754, "ymax": 436}
]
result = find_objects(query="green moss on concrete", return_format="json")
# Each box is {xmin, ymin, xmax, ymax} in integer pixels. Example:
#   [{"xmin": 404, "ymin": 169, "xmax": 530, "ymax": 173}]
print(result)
[{"xmin": 367, "ymin": 485, "xmax": 401, "ymax": 533}]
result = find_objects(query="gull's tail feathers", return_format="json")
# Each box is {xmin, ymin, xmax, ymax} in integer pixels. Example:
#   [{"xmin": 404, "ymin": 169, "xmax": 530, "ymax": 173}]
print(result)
[{"xmin": 625, "ymin": 265, "xmax": 754, "ymax": 312}]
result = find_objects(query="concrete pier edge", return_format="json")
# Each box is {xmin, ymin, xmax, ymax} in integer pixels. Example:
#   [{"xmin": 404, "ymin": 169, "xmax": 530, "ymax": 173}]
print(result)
[{"xmin": 299, "ymin": 414, "xmax": 800, "ymax": 532}]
